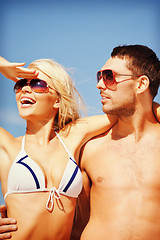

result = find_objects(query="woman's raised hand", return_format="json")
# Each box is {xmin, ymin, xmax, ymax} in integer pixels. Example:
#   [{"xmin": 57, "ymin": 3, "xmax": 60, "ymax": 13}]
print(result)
[{"xmin": 0, "ymin": 57, "xmax": 39, "ymax": 82}]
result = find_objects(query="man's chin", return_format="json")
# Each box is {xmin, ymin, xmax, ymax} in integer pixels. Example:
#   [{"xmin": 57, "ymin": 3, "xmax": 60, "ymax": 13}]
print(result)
[
  {"xmin": 102, "ymin": 106, "xmax": 135, "ymax": 117},
  {"xmin": 102, "ymin": 106, "xmax": 116, "ymax": 115}
]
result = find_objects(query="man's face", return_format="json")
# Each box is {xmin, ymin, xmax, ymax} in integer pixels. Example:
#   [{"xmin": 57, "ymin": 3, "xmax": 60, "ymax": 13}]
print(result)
[{"xmin": 97, "ymin": 57, "xmax": 137, "ymax": 117}]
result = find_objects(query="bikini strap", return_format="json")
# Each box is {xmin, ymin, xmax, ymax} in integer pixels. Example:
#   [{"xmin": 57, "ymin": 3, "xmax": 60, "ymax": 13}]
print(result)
[
  {"xmin": 21, "ymin": 136, "xmax": 26, "ymax": 151},
  {"xmin": 55, "ymin": 132, "xmax": 75, "ymax": 160}
]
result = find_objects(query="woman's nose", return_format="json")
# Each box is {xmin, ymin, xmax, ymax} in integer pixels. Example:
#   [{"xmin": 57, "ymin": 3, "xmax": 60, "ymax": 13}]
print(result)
[{"xmin": 21, "ymin": 83, "xmax": 32, "ymax": 93}]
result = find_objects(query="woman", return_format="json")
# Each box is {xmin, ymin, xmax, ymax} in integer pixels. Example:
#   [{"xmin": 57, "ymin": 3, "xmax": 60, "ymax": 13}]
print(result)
[{"xmin": 0, "ymin": 57, "xmax": 116, "ymax": 240}]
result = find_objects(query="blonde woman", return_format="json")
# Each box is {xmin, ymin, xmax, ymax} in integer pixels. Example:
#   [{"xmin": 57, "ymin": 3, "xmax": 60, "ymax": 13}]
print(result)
[{"xmin": 0, "ymin": 57, "xmax": 116, "ymax": 240}]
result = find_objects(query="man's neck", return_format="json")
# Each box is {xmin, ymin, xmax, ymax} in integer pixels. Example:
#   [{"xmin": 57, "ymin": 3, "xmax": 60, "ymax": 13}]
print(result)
[{"xmin": 111, "ymin": 106, "xmax": 158, "ymax": 142}]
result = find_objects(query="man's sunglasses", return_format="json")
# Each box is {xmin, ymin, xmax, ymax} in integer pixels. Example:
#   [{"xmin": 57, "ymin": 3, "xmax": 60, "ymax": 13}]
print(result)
[
  {"xmin": 14, "ymin": 79, "xmax": 54, "ymax": 93},
  {"xmin": 97, "ymin": 69, "xmax": 139, "ymax": 86}
]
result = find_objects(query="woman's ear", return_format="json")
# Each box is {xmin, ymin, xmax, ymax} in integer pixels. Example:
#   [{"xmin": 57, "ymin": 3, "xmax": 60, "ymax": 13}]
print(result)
[
  {"xmin": 53, "ymin": 96, "xmax": 60, "ymax": 109},
  {"xmin": 136, "ymin": 75, "xmax": 150, "ymax": 94}
]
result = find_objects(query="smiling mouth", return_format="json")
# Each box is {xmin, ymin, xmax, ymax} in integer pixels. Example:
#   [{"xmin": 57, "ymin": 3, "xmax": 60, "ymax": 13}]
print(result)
[
  {"xmin": 20, "ymin": 98, "xmax": 36, "ymax": 105},
  {"xmin": 101, "ymin": 95, "xmax": 110, "ymax": 100}
]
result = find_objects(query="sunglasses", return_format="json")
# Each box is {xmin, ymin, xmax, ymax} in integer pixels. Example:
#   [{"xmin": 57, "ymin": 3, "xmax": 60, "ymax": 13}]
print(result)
[
  {"xmin": 97, "ymin": 69, "xmax": 139, "ymax": 86},
  {"xmin": 14, "ymin": 79, "xmax": 54, "ymax": 93}
]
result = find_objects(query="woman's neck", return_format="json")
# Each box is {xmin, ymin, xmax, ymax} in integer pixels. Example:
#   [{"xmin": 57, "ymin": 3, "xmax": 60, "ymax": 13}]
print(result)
[{"xmin": 25, "ymin": 118, "xmax": 56, "ymax": 145}]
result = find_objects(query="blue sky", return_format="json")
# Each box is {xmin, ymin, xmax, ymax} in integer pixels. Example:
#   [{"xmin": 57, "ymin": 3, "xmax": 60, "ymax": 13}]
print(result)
[{"xmin": 0, "ymin": 0, "xmax": 160, "ymax": 204}]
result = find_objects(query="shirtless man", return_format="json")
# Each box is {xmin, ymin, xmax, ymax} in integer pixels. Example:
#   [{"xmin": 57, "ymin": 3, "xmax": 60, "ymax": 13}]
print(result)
[{"xmin": 79, "ymin": 45, "xmax": 160, "ymax": 240}]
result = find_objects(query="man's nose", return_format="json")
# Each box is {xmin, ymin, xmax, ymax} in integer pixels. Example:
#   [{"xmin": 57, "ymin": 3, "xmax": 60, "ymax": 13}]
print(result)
[{"xmin": 96, "ymin": 78, "xmax": 106, "ymax": 89}]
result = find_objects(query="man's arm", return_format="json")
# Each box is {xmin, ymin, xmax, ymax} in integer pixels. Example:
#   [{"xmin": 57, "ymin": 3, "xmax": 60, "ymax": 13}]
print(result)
[
  {"xmin": 70, "ymin": 173, "xmax": 90, "ymax": 240},
  {"xmin": 0, "ymin": 205, "xmax": 17, "ymax": 239},
  {"xmin": 70, "ymin": 145, "xmax": 91, "ymax": 240}
]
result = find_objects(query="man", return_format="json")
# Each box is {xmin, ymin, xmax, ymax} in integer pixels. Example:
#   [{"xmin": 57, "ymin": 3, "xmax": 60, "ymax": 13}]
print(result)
[
  {"xmin": 1, "ymin": 45, "xmax": 160, "ymax": 240},
  {"xmin": 79, "ymin": 45, "xmax": 160, "ymax": 239},
  {"xmin": 0, "ymin": 205, "xmax": 17, "ymax": 239}
]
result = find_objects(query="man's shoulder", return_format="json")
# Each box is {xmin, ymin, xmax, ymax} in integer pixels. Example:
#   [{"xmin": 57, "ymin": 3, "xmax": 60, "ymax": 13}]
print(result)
[{"xmin": 82, "ymin": 128, "xmax": 111, "ymax": 154}]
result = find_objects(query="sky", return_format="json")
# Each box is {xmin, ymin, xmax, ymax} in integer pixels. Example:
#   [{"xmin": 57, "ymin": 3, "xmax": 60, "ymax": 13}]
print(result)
[{"xmin": 0, "ymin": 0, "xmax": 160, "ymax": 204}]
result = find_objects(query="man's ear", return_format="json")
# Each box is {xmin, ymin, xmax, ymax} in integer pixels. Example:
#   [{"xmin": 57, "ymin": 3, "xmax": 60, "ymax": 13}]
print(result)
[{"xmin": 136, "ymin": 75, "xmax": 150, "ymax": 94}]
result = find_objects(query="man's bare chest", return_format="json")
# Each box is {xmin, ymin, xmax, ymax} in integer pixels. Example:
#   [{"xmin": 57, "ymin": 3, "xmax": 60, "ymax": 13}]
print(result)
[{"xmin": 88, "ymin": 136, "xmax": 160, "ymax": 190}]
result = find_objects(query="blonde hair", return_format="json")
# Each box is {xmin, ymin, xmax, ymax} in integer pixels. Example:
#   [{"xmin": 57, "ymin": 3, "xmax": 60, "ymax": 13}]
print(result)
[{"xmin": 28, "ymin": 59, "xmax": 85, "ymax": 130}]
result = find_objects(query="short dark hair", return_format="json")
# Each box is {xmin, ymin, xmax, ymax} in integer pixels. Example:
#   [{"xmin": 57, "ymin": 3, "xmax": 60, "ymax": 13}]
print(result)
[{"xmin": 111, "ymin": 45, "xmax": 160, "ymax": 99}]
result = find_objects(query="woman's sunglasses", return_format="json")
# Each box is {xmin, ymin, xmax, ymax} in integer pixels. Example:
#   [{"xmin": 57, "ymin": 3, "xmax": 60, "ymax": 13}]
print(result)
[
  {"xmin": 14, "ymin": 79, "xmax": 54, "ymax": 93},
  {"xmin": 97, "ymin": 69, "xmax": 139, "ymax": 86}
]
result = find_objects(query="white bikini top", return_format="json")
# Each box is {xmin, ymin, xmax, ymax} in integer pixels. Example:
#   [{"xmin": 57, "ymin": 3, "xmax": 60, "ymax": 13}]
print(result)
[{"xmin": 4, "ymin": 132, "xmax": 83, "ymax": 211}]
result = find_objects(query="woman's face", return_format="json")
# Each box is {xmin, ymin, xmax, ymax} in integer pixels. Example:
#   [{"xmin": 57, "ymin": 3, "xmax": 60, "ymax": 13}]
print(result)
[{"xmin": 15, "ymin": 69, "xmax": 60, "ymax": 122}]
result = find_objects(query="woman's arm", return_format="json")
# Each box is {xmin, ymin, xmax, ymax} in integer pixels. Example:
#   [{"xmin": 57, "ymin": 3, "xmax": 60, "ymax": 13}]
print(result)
[
  {"xmin": 0, "ymin": 56, "xmax": 38, "ymax": 82},
  {"xmin": 153, "ymin": 102, "xmax": 160, "ymax": 122},
  {"xmin": 0, "ymin": 128, "xmax": 15, "ymax": 149},
  {"xmin": 69, "ymin": 114, "xmax": 117, "ymax": 144}
]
